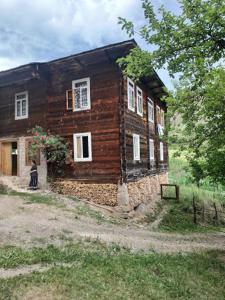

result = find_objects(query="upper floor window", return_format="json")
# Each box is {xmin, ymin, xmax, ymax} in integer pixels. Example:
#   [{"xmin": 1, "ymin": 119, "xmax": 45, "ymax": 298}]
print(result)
[
  {"xmin": 149, "ymin": 139, "xmax": 155, "ymax": 161},
  {"xmin": 72, "ymin": 78, "xmax": 90, "ymax": 111},
  {"xmin": 156, "ymin": 105, "xmax": 161, "ymax": 124},
  {"xmin": 15, "ymin": 91, "xmax": 28, "ymax": 120},
  {"xmin": 148, "ymin": 98, "xmax": 154, "ymax": 123},
  {"xmin": 133, "ymin": 134, "xmax": 140, "ymax": 161},
  {"xmin": 127, "ymin": 78, "xmax": 135, "ymax": 112},
  {"xmin": 160, "ymin": 142, "xmax": 164, "ymax": 161},
  {"xmin": 73, "ymin": 132, "xmax": 92, "ymax": 162},
  {"xmin": 161, "ymin": 110, "xmax": 165, "ymax": 128},
  {"xmin": 137, "ymin": 87, "xmax": 143, "ymax": 116}
]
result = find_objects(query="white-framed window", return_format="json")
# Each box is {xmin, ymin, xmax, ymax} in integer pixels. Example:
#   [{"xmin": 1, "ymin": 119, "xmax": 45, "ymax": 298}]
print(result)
[
  {"xmin": 148, "ymin": 98, "xmax": 154, "ymax": 123},
  {"xmin": 15, "ymin": 91, "xmax": 28, "ymax": 120},
  {"xmin": 137, "ymin": 87, "xmax": 143, "ymax": 116},
  {"xmin": 161, "ymin": 109, "xmax": 165, "ymax": 128},
  {"xmin": 127, "ymin": 78, "xmax": 135, "ymax": 112},
  {"xmin": 149, "ymin": 139, "xmax": 155, "ymax": 161},
  {"xmin": 133, "ymin": 134, "xmax": 140, "ymax": 161},
  {"xmin": 156, "ymin": 105, "xmax": 161, "ymax": 123},
  {"xmin": 72, "ymin": 77, "xmax": 91, "ymax": 111},
  {"xmin": 73, "ymin": 132, "xmax": 92, "ymax": 162},
  {"xmin": 160, "ymin": 142, "xmax": 164, "ymax": 161}
]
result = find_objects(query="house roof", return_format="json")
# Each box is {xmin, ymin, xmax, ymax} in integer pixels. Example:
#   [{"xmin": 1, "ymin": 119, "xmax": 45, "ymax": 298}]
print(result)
[{"xmin": 0, "ymin": 39, "xmax": 166, "ymax": 97}]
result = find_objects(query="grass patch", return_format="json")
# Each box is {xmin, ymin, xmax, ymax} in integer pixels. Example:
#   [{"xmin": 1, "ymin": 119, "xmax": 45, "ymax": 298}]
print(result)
[
  {"xmin": 0, "ymin": 183, "xmax": 64, "ymax": 207},
  {"xmin": 160, "ymin": 151, "xmax": 225, "ymax": 233},
  {"xmin": 0, "ymin": 243, "xmax": 225, "ymax": 299},
  {"xmin": 75, "ymin": 204, "xmax": 121, "ymax": 225}
]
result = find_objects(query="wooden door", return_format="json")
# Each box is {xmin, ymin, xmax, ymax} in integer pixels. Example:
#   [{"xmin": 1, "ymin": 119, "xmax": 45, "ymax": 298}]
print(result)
[{"xmin": 1, "ymin": 143, "xmax": 12, "ymax": 176}]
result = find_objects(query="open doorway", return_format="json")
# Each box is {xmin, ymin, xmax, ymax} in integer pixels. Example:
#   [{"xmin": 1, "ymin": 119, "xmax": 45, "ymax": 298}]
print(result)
[{"xmin": 1, "ymin": 141, "xmax": 18, "ymax": 176}]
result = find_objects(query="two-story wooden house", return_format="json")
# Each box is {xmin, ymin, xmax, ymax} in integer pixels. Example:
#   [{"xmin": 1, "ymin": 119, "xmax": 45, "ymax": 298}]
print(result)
[{"xmin": 0, "ymin": 40, "xmax": 168, "ymax": 211}]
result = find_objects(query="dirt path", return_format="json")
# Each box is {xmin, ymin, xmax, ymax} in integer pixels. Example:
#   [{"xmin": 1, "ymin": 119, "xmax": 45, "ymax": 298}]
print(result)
[{"xmin": 0, "ymin": 194, "xmax": 225, "ymax": 254}]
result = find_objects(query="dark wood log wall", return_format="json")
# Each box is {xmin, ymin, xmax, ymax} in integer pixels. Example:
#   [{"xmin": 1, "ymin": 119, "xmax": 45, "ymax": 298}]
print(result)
[
  {"xmin": 46, "ymin": 53, "xmax": 122, "ymax": 183},
  {"xmin": 0, "ymin": 77, "xmax": 48, "ymax": 138},
  {"xmin": 122, "ymin": 77, "xmax": 168, "ymax": 182}
]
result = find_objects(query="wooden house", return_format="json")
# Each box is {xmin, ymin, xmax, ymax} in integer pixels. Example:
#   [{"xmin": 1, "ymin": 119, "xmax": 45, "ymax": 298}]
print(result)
[{"xmin": 0, "ymin": 40, "xmax": 168, "ymax": 211}]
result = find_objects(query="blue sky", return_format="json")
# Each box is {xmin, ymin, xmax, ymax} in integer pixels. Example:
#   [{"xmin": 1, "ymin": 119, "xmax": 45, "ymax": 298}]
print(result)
[{"xmin": 0, "ymin": 0, "xmax": 179, "ymax": 89}]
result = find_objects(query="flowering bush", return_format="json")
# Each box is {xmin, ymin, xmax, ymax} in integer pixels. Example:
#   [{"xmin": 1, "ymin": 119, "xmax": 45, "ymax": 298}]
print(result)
[{"xmin": 29, "ymin": 126, "xmax": 69, "ymax": 178}]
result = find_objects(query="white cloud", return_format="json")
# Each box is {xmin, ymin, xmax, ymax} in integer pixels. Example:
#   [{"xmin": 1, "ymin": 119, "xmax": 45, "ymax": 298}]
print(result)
[{"xmin": 0, "ymin": 0, "xmax": 144, "ymax": 70}]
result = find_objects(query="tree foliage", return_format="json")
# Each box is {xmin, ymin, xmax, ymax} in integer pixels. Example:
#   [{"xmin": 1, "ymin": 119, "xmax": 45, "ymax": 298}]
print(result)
[
  {"xmin": 29, "ymin": 126, "xmax": 69, "ymax": 178},
  {"xmin": 118, "ymin": 0, "xmax": 225, "ymax": 77},
  {"xmin": 119, "ymin": 0, "xmax": 225, "ymax": 187}
]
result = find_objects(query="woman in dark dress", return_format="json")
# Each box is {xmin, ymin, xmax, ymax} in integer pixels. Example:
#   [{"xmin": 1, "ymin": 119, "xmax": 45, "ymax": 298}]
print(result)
[{"xmin": 29, "ymin": 160, "xmax": 38, "ymax": 190}]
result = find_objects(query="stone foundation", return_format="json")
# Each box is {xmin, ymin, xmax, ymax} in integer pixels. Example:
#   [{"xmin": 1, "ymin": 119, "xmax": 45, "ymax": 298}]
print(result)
[{"xmin": 52, "ymin": 172, "xmax": 168, "ymax": 212}]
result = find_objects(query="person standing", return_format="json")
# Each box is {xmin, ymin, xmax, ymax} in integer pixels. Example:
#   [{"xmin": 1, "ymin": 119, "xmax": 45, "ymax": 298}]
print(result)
[{"xmin": 29, "ymin": 160, "xmax": 38, "ymax": 190}]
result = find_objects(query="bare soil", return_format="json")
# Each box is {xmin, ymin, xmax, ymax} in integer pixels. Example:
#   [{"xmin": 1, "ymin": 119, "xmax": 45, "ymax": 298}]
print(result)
[{"xmin": 0, "ymin": 194, "xmax": 225, "ymax": 254}]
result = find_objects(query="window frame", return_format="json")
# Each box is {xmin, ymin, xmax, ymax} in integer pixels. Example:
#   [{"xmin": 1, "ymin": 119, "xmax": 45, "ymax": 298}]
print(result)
[
  {"xmin": 72, "ymin": 77, "xmax": 91, "ymax": 112},
  {"xmin": 133, "ymin": 134, "xmax": 140, "ymax": 161},
  {"xmin": 73, "ymin": 132, "xmax": 92, "ymax": 162},
  {"xmin": 15, "ymin": 91, "xmax": 28, "ymax": 120},
  {"xmin": 161, "ymin": 109, "xmax": 165, "ymax": 128},
  {"xmin": 127, "ymin": 78, "xmax": 135, "ymax": 112},
  {"xmin": 160, "ymin": 142, "xmax": 164, "ymax": 161},
  {"xmin": 149, "ymin": 138, "xmax": 155, "ymax": 161},
  {"xmin": 136, "ymin": 86, "xmax": 143, "ymax": 116},
  {"xmin": 148, "ymin": 98, "xmax": 154, "ymax": 123}
]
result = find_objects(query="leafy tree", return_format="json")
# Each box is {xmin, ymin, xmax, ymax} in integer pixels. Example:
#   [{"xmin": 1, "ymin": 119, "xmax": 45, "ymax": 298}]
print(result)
[
  {"xmin": 119, "ymin": 0, "xmax": 225, "ymax": 187},
  {"xmin": 118, "ymin": 0, "xmax": 225, "ymax": 78},
  {"xmin": 29, "ymin": 126, "xmax": 69, "ymax": 178}
]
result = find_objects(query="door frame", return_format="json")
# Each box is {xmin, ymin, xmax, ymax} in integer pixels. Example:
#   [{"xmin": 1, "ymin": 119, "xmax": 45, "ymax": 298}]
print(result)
[{"xmin": 0, "ymin": 138, "xmax": 19, "ymax": 176}]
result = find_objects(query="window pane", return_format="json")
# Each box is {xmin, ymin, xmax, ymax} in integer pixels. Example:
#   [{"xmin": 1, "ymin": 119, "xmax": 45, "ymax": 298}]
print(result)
[
  {"xmin": 82, "ymin": 136, "xmax": 89, "ymax": 158},
  {"xmin": 22, "ymin": 100, "xmax": 26, "ymax": 116},
  {"xmin": 81, "ymin": 87, "xmax": 88, "ymax": 107},
  {"xmin": 76, "ymin": 136, "xmax": 82, "ymax": 158},
  {"xmin": 75, "ymin": 81, "xmax": 87, "ymax": 88},
  {"xmin": 16, "ymin": 101, "xmax": 21, "ymax": 117},
  {"xmin": 75, "ymin": 89, "xmax": 81, "ymax": 109}
]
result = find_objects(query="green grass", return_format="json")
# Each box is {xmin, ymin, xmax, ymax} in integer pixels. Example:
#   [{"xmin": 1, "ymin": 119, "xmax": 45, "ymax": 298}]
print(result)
[
  {"xmin": 75, "ymin": 204, "xmax": 121, "ymax": 225},
  {"xmin": 0, "ymin": 184, "xmax": 64, "ymax": 207},
  {"xmin": 159, "ymin": 151, "xmax": 225, "ymax": 233},
  {"xmin": 0, "ymin": 242, "xmax": 225, "ymax": 300}
]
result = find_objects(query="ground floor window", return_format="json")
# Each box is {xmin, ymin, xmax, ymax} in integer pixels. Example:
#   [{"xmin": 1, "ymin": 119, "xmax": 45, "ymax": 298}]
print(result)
[
  {"xmin": 133, "ymin": 134, "xmax": 140, "ymax": 161},
  {"xmin": 149, "ymin": 139, "xmax": 155, "ymax": 161},
  {"xmin": 73, "ymin": 132, "xmax": 92, "ymax": 162}
]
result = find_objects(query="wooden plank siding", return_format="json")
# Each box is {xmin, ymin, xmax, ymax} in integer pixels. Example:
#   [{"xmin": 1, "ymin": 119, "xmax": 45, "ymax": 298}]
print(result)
[
  {"xmin": 0, "ymin": 77, "xmax": 48, "ymax": 138},
  {"xmin": 46, "ymin": 55, "xmax": 122, "ymax": 182},
  {"xmin": 121, "ymin": 77, "xmax": 168, "ymax": 182}
]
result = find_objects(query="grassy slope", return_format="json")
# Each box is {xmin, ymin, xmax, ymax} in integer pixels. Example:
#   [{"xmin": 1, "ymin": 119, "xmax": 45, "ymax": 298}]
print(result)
[
  {"xmin": 158, "ymin": 151, "xmax": 225, "ymax": 233},
  {"xmin": 0, "ymin": 243, "xmax": 225, "ymax": 300}
]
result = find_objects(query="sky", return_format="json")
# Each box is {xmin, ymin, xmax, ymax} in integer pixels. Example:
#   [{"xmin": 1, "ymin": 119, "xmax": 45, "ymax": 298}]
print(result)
[{"xmin": 0, "ymin": 0, "xmax": 179, "ymax": 89}]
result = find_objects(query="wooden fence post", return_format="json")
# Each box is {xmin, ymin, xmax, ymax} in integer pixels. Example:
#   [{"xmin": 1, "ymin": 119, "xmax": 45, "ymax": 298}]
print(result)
[
  {"xmin": 213, "ymin": 202, "xmax": 219, "ymax": 226},
  {"xmin": 193, "ymin": 196, "xmax": 197, "ymax": 224}
]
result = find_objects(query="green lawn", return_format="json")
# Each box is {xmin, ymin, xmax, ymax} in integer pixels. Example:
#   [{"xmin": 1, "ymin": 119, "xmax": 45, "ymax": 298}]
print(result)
[{"xmin": 0, "ymin": 242, "xmax": 225, "ymax": 300}]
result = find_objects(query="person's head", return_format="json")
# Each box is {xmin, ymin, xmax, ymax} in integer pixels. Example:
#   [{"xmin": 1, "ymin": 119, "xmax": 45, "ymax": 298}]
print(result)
[{"xmin": 32, "ymin": 160, "xmax": 36, "ymax": 166}]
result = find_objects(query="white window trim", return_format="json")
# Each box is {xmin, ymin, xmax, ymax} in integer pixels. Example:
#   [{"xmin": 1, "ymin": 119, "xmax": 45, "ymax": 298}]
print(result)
[
  {"xmin": 136, "ymin": 86, "xmax": 143, "ymax": 117},
  {"xmin": 133, "ymin": 134, "xmax": 140, "ymax": 161},
  {"xmin": 72, "ymin": 77, "xmax": 91, "ymax": 112},
  {"xmin": 149, "ymin": 139, "xmax": 155, "ymax": 161},
  {"xmin": 160, "ymin": 142, "xmax": 164, "ymax": 161},
  {"xmin": 15, "ymin": 91, "xmax": 28, "ymax": 120},
  {"xmin": 127, "ymin": 77, "xmax": 135, "ymax": 112},
  {"xmin": 73, "ymin": 132, "xmax": 92, "ymax": 162},
  {"xmin": 148, "ymin": 98, "xmax": 154, "ymax": 123}
]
